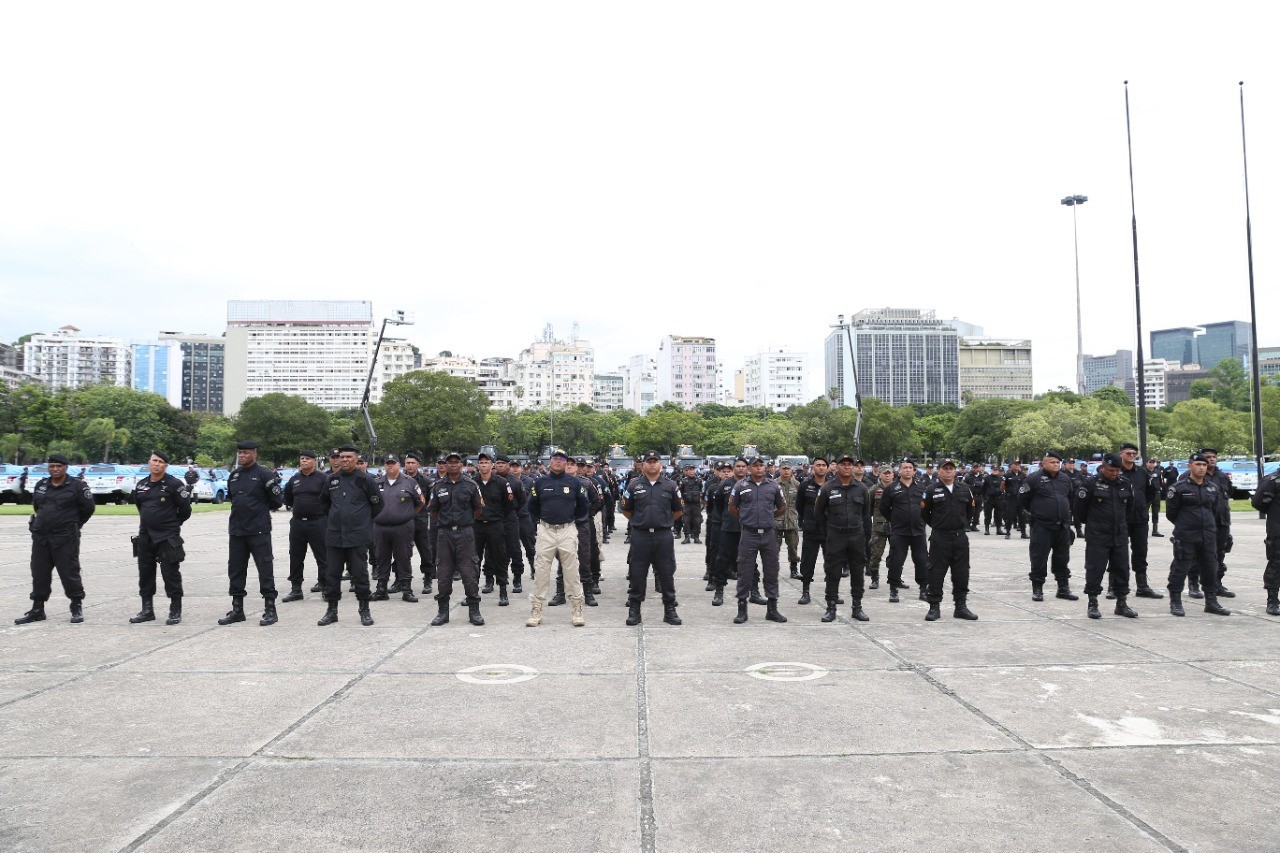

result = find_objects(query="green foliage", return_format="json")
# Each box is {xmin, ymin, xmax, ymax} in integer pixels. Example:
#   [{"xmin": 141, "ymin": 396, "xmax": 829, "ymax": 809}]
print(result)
[
  {"xmin": 622, "ymin": 407, "xmax": 705, "ymax": 455},
  {"xmin": 1207, "ymin": 358, "xmax": 1251, "ymax": 411},
  {"xmin": 858, "ymin": 398, "xmax": 921, "ymax": 461},
  {"xmin": 914, "ymin": 412, "xmax": 958, "ymax": 456},
  {"xmin": 1090, "ymin": 385, "xmax": 1132, "ymax": 408},
  {"xmin": 1188, "ymin": 379, "xmax": 1213, "ymax": 400},
  {"xmin": 371, "ymin": 371, "xmax": 489, "ymax": 459},
  {"xmin": 236, "ymin": 393, "xmax": 337, "ymax": 466},
  {"xmin": 196, "ymin": 418, "xmax": 237, "ymax": 465},
  {"xmin": 1166, "ymin": 398, "xmax": 1251, "ymax": 455},
  {"xmin": 947, "ymin": 398, "xmax": 1037, "ymax": 460},
  {"xmin": 1000, "ymin": 399, "xmax": 1132, "ymax": 460}
]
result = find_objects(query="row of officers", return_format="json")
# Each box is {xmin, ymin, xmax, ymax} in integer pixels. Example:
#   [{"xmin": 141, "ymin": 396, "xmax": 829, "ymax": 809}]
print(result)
[{"xmin": 14, "ymin": 442, "xmax": 1280, "ymax": 627}]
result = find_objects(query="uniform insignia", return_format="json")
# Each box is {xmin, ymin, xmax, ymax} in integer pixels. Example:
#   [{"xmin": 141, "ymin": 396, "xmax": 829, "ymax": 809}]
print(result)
[
  {"xmin": 1078, "ymin": 489, "xmax": 1087, "ymax": 498},
  {"xmin": 1167, "ymin": 487, "xmax": 1175, "ymax": 499},
  {"xmin": 563, "ymin": 487, "xmax": 571, "ymax": 494},
  {"xmin": 1018, "ymin": 484, "xmax": 1030, "ymax": 493}
]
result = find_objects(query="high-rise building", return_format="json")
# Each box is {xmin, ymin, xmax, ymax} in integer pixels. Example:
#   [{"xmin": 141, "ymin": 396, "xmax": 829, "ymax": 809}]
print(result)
[
  {"xmin": 1196, "ymin": 321, "xmax": 1252, "ymax": 370},
  {"xmin": 223, "ymin": 300, "xmax": 376, "ymax": 414},
  {"xmin": 621, "ymin": 356, "xmax": 657, "ymax": 415},
  {"xmin": 1150, "ymin": 327, "xmax": 1199, "ymax": 367},
  {"xmin": 158, "ymin": 332, "xmax": 226, "ymax": 414},
  {"xmin": 824, "ymin": 309, "xmax": 960, "ymax": 408},
  {"xmin": 0, "ymin": 342, "xmax": 35, "ymax": 391},
  {"xmin": 1138, "ymin": 359, "xmax": 1178, "ymax": 409},
  {"xmin": 22, "ymin": 326, "xmax": 130, "ymax": 392},
  {"xmin": 593, "ymin": 374, "xmax": 625, "ymax": 412},
  {"xmin": 370, "ymin": 338, "xmax": 416, "ymax": 404},
  {"xmin": 958, "ymin": 339, "xmax": 1033, "ymax": 402},
  {"xmin": 418, "ymin": 352, "xmax": 480, "ymax": 380},
  {"xmin": 655, "ymin": 335, "xmax": 718, "ymax": 409},
  {"xmin": 514, "ymin": 339, "xmax": 594, "ymax": 411},
  {"xmin": 743, "ymin": 349, "xmax": 807, "ymax": 412},
  {"xmin": 132, "ymin": 342, "xmax": 184, "ymax": 407},
  {"xmin": 1083, "ymin": 350, "xmax": 1134, "ymax": 395},
  {"xmin": 1165, "ymin": 365, "xmax": 1211, "ymax": 406}
]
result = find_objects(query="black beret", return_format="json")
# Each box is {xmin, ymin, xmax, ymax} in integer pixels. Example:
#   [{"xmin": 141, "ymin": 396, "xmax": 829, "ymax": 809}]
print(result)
[
  {"xmin": 298, "ymin": 450, "xmax": 317, "ymax": 459},
  {"xmin": 1102, "ymin": 452, "xmax": 1124, "ymax": 468},
  {"xmin": 476, "ymin": 452, "xmax": 492, "ymax": 461},
  {"xmin": 1044, "ymin": 451, "xmax": 1063, "ymax": 460},
  {"xmin": 495, "ymin": 454, "xmax": 510, "ymax": 463},
  {"xmin": 1120, "ymin": 442, "xmax": 1140, "ymax": 452},
  {"xmin": 236, "ymin": 440, "xmax": 259, "ymax": 451},
  {"xmin": 404, "ymin": 451, "xmax": 421, "ymax": 462},
  {"xmin": 338, "ymin": 444, "xmax": 359, "ymax": 454},
  {"xmin": 1198, "ymin": 447, "xmax": 1218, "ymax": 455},
  {"xmin": 1190, "ymin": 452, "xmax": 1210, "ymax": 463},
  {"xmin": 152, "ymin": 450, "xmax": 171, "ymax": 463},
  {"xmin": 47, "ymin": 453, "xmax": 70, "ymax": 465}
]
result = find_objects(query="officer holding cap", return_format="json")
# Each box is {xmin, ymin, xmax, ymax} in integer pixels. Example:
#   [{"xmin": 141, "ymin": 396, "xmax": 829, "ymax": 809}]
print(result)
[
  {"xmin": 219, "ymin": 440, "xmax": 284, "ymax": 627},
  {"xmin": 14, "ymin": 453, "xmax": 96, "ymax": 625},
  {"xmin": 1016, "ymin": 450, "xmax": 1078, "ymax": 603},
  {"xmin": 620, "ymin": 450, "xmax": 684, "ymax": 626},
  {"xmin": 372, "ymin": 454, "xmax": 425, "ymax": 603},
  {"xmin": 283, "ymin": 450, "xmax": 328, "ymax": 602},
  {"xmin": 129, "ymin": 450, "xmax": 192, "ymax": 625}
]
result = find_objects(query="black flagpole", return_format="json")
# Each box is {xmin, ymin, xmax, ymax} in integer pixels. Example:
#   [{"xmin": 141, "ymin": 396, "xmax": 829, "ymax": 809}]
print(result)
[
  {"xmin": 1239, "ymin": 81, "xmax": 1266, "ymax": 485},
  {"xmin": 1125, "ymin": 81, "xmax": 1149, "ymax": 458}
]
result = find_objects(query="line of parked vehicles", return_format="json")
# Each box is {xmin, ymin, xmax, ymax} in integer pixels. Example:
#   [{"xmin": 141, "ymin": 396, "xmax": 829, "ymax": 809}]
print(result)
[{"xmin": 0, "ymin": 463, "xmax": 250, "ymax": 505}]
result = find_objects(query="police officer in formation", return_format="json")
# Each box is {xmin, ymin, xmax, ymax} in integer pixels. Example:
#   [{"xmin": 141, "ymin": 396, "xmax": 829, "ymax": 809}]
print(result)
[
  {"xmin": 921, "ymin": 458, "xmax": 978, "ymax": 621},
  {"xmin": 1187, "ymin": 448, "xmax": 1235, "ymax": 599},
  {"xmin": 508, "ymin": 459, "xmax": 539, "ymax": 577},
  {"xmin": 283, "ymin": 450, "xmax": 327, "ymax": 601},
  {"xmin": 775, "ymin": 463, "xmax": 800, "ymax": 578},
  {"xmin": 129, "ymin": 451, "xmax": 192, "ymax": 625},
  {"xmin": 1115, "ymin": 442, "xmax": 1163, "ymax": 600},
  {"xmin": 621, "ymin": 450, "xmax": 683, "ymax": 626},
  {"xmin": 428, "ymin": 452, "xmax": 486, "ymax": 627},
  {"xmin": 881, "ymin": 458, "xmax": 927, "ymax": 602},
  {"xmin": 813, "ymin": 454, "xmax": 872, "ymax": 623},
  {"xmin": 982, "ymin": 465, "xmax": 1004, "ymax": 535},
  {"xmin": 794, "ymin": 456, "xmax": 829, "ymax": 605},
  {"xmin": 318, "ymin": 444, "xmax": 382, "ymax": 627},
  {"xmin": 865, "ymin": 464, "xmax": 893, "ymax": 590},
  {"xmin": 402, "ymin": 452, "xmax": 436, "ymax": 595},
  {"xmin": 1002, "ymin": 461, "xmax": 1028, "ymax": 539},
  {"xmin": 1166, "ymin": 452, "xmax": 1231, "ymax": 617},
  {"xmin": 729, "ymin": 457, "xmax": 786, "ymax": 624},
  {"xmin": 1016, "ymin": 451, "xmax": 1078, "ymax": 603},
  {"xmin": 473, "ymin": 451, "xmax": 514, "ymax": 605},
  {"xmin": 702, "ymin": 462, "xmax": 729, "ymax": 588},
  {"xmin": 495, "ymin": 455, "xmax": 528, "ymax": 593},
  {"xmin": 1251, "ymin": 466, "xmax": 1280, "ymax": 616},
  {"xmin": 708, "ymin": 458, "xmax": 747, "ymax": 607},
  {"xmin": 372, "ymin": 454, "xmax": 425, "ymax": 603},
  {"xmin": 1146, "ymin": 457, "xmax": 1165, "ymax": 538},
  {"xmin": 1074, "ymin": 452, "xmax": 1139, "ymax": 619},
  {"xmin": 526, "ymin": 449, "xmax": 589, "ymax": 627},
  {"xmin": 14, "ymin": 454, "xmax": 95, "ymax": 625},
  {"xmin": 677, "ymin": 464, "xmax": 704, "ymax": 544},
  {"xmin": 221, "ymin": 440, "xmax": 284, "ymax": 627}
]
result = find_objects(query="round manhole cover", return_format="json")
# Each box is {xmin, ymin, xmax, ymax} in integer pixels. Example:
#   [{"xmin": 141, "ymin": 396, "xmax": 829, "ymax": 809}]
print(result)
[
  {"xmin": 456, "ymin": 664, "xmax": 539, "ymax": 685},
  {"xmin": 744, "ymin": 662, "xmax": 829, "ymax": 682}
]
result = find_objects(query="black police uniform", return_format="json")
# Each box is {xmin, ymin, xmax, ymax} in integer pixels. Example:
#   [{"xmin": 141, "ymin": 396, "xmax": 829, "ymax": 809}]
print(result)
[
  {"xmin": 133, "ymin": 472, "xmax": 192, "ymax": 602},
  {"xmin": 227, "ymin": 463, "xmax": 284, "ymax": 601},
  {"xmin": 1119, "ymin": 461, "xmax": 1158, "ymax": 590},
  {"xmin": 26, "ymin": 474, "xmax": 96, "ymax": 610},
  {"xmin": 1075, "ymin": 474, "xmax": 1135, "ymax": 598},
  {"xmin": 1016, "ymin": 466, "xmax": 1074, "ymax": 592},
  {"xmin": 410, "ymin": 468, "xmax": 436, "ymax": 588},
  {"xmin": 502, "ymin": 470, "xmax": 528, "ymax": 585},
  {"xmin": 703, "ymin": 475, "xmax": 725, "ymax": 579},
  {"xmin": 1002, "ymin": 469, "xmax": 1027, "ymax": 537},
  {"xmin": 373, "ymin": 472, "xmax": 426, "ymax": 590},
  {"xmin": 620, "ymin": 474, "xmax": 682, "ymax": 607},
  {"xmin": 1165, "ymin": 476, "xmax": 1222, "ymax": 601},
  {"xmin": 795, "ymin": 474, "xmax": 827, "ymax": 595},
  {"xmin": 881, "ymin": 478, "xmax": 928, "ymax": 593},
  {"xmin": 474, "ymin": 473, "xmax": 514, "ymax": 591},
  {"xmin": 183, "ymin": 467, "xmax": 200, "ymax": 486},
  {"xmin": 1252, "ymin": 472, "xmax": 1280, "ymax": 612},
  {"xmin": 677, "ymin": 474, "xmax": 704, "ymax": 542},
  {"xmin": 1147, "ymin": 465, "xmax": 1163, "ymax": 534},
  {"xmin": 964, "ymin": 470, "xmax": 987, "ymax": 530},
  {"xmin": 712, "ymin": 475, "xmax": 745, "ymax": 590},
  {"xmin": 814, "ymin": 477, "xmax": 872, "ymax": 607},
  {"xmin": 284, "ymin": 469, "xmax": 329, "ymax": 592},
  {"xmin": 430, "ymin": 475, "xmax": 484, "ymax": 604},
  {"xmin": 519, "ymin": 472, "xmax": 538, "ymax": 566},
  {"xmin": 731, "ymin": 475, "xmax": 785, "ymax": 602},
  {"xmin": 982, "ymin": 474, "xmax": 1004, "ymax": 533},
  {"xmin": 321, "ymin": 468, "xmax": 383, "ymax": 602},
  {"xmin": 921, "ymin": 478, "xmax": 974, "ymax": 605}
]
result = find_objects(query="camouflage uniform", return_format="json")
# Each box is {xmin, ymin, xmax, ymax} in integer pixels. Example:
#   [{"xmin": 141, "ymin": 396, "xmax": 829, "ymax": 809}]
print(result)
[
  {"xmin": 775, "ymin": 476, "xmax": 800, "ymax": 570},
  {"xmin": 867, "ymin": 479, "xmax": 891, "ymax": 579}
]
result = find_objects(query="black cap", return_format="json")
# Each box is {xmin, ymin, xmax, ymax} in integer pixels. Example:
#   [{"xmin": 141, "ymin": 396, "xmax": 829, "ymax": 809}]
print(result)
[
  {"xmin": 477, "ymin": 451, "xmax": 492, "ymax": 461},
  {"xmin": 1044, "ymin": 451, "xmax": 1063, "ymax": 461},
  {"xmin": 748, "ymin": 457, "xmax": 765, "ymax": 466},
  {"xmin": 384, "ymin": 454, "xmax": 400, "ymax": 464},
  {"xmin": 1190, "ymin": 452, "xmax": 1210, "ymax": 463},
  {"xmin": 1198, "ymin": 447, "xmax": 1218, "ymax": 455},
  {"xmin": 329, "ymin": 448, "xmax": 341, "ymax": 458},
  {"xmin": 357, "ymin": 456, "xmax": 367, "ymax": 463},
  {"xmin": 299, "ymin": 450, "xmax": 317, "ymax": 460},
  {"xmin": 643, "ymin": 450, "xmax": 662, "ymax": 461},
  {"xmin": 151, "ymin": 450, "xmax": 171, "ymax": 463},
  {"xmin": 236, "ymin": 440, "xmax": 259, "ymax": 451},
  {"xmin": 684, "ymin": 463, "xmax": 696, "ymax": 469},
  {"xmin": 495, "ymin": 454, "xmax": 510, "ymax": 463},
  {"xmin": 811, "ymin": 455, "xmax": 827, "ymax": 463},
  {"xmin": 1120, "ymin": 442, "xmax": 1140, "ymax": 452},
  {"xmin": 836, "ymin": 454, "xmax": 855, "ymax": 464},
  {"xmin": 338, "ymin": 444, "xmax": 359, "ymax": 454},
  {"xmin": 938, "ymin": 458, "xmax": 957, "ymax": 468},
  {"xmin": 47, "ymin": 453, "xmax": 70, "ymax": 465},
  {"xmin": 405, "ymin": 451, "xmax": 422, "ymax": 462},
  {"xmin": 445, "ymin": 452, "xmax": 462, "ymax": 462},
  {"xmin": 551, "ymin": 449, "xmax": 568, "ymax": 459},
  {"xmin": 1102, "ymin": 452, "xmax": 1124, "ymax": 468},
  {"xmin": 734, "ymin": 456, "xmax": 748, "ymax": 465}
]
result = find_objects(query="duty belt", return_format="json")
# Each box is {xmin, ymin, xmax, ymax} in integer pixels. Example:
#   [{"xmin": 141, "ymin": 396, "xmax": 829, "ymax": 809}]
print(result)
[
  {"xmin": 443, "ymin": 524, "xmax": 471, "ymax": 531},
  {"xmin": 748, "ymin": 527, "xmax": 769, "ymax": 535},
  {"xmin": 294, "ymin": 515, "xmax": 322, "ymax": 521},
  {"xmin": 542, "ymin": 521, "xmax": 572, "ymax": 529},
  {"xmin": 639, "ymin": 527, "xmax": 669, "ymax": 533}
]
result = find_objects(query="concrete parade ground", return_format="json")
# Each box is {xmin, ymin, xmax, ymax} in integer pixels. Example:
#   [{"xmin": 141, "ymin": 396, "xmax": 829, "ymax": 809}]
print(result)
[{"xmin": 2, "ymin": 512, "xmax": 1279, "ymax": 852}]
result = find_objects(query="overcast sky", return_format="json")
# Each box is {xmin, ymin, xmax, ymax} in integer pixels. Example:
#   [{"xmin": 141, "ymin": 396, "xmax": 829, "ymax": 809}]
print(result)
[{"xmin": 3, "ymin": 2, "xmax": 1276, "ymax": 402}]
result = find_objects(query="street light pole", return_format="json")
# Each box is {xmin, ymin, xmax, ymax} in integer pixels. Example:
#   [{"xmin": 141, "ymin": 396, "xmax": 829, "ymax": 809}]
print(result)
[
  {"xmin": 830, "ymin": 314, "xmax": 863, "ymax": 459},
  {"xmin": 1060, "ymin": 194, "xmax": 1088, "ymax": 395},
  {"xmin": 360, "ymin": 309, "xmax": 414, "ymax": 461},
  {"xmin": 1238, "ymin": 82, "xmax": 1266, "ymax": 487}
]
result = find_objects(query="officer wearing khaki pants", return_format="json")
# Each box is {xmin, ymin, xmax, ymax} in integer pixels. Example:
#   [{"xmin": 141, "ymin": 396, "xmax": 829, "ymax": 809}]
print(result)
[{"xmin": 526, "ymin": 450, "xmax": 589, "ymax": 627}]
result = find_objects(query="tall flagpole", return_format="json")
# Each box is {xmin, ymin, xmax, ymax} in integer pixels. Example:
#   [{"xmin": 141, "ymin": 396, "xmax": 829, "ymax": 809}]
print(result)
[
  {"xmin": 1239, "ymin": 81, "xmax": 1266, "ymax": 483},
  {"xmin": 1124, "ymin": 82, "xmax": 1149, "ymax": 458}
]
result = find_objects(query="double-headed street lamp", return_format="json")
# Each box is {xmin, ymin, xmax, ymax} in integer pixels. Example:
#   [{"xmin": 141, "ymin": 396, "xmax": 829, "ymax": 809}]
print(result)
[
  {"xmin": 361, "ymin": 309, "xmax": 415, "ymax": 459},
  {"xmin": 1060, "ymin": 194, "xmax": 1088, "ymax": 395}
]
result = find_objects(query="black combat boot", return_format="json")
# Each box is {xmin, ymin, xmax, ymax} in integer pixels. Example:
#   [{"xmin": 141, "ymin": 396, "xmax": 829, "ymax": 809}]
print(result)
[
  {"xmin": 481, "ymin": 576, "xmax": 495, "ymax": 595},
  {"xmin": 765, "ymin": 598, "xmax": 787, "ymax": 623},
  {"xmin": 1203, "ymin": 594, "xmax": 1231, "ymax": 616},
  {"xmin": 733, "ymin": 599, "xmax": 749, "ymax": 624},
  {"xmin": 1187, "ymin": 576, "xmax": 1204, "ymax": 599},
  {"xmin": 798, "ymin": 583, "xmax": 811, "ymax": 605},
  {"xmin": 430, "ymin": 598, "xmax": 450, "ymax": 626},
  {"xmin": 749, "ymin": 585, "xmax": 767, "ymax": 606},
  {"xmin": 1020, "ymin": 530, "xmax": 1029, "ymax": 540},
  {"xmin": 467, "ymin": 599, "xmax": 485, "ymax": 626},
  {"xmin": 682, "ymin": 533, "xmax": 692, "ymax": 544},
  {"xmin": 589, "ymin": 580, "xmax": 601, "ymax": 595},
  {"xmin": 69, "ymin": 599, "xmax": 84, "ymax": 623},
  {"xmin": 1114, "ymin": 596, "xmax": 1137, "ymax": 618},
  {"xmin": 371, "ymin": 580, "xmax": 389, "ymax": 601},
  {"xmin": 869, "ymin": 573, "xmax": 879, "ymax": 590},
  {"xmin": 498, "ymin": 585, "xmax": 509, "ymax": 607},
  {"xmin": 511, "ymin": 576, "xmax": 522, "ymax": 594},
  {"xmin": 218, "ymin": 597, "xmax": 246, "ymax": 625},
  {"xmin": 422, "ymin": 576, "xmax": 433, "ymax": 595},
  {"xmin": 821, "ymin": 600, "xmax": 837, "ymax": 622},
  {"xmin": 166, "ymin": 598, "xmax": 182, "ymax": 625},
  {"xmin": 705, "ymin": 578, "xmax": 716, "ymax": 591},
  {"xmin": 1005, "ymin": 528, "xmax": 1012, "ymax": 539},
  {"xmin": 1169, "ymin": 592, "xmax": 1184, "ymax": 617},
  {"xmin": 310, "ymin": 581, "xmax": 324, "ymax": 593},
  {"xmin": 984, "ymin": 524, "xmax": 990, "ymax": 536},
  {"xmin": 663, "ymin": 604, "xmax": 682, "ymax": 626},
  {"xmin": 790, "ymin": 562, "xmax": 800, "ymax": 579},
  {"xmin": 1216, "ymin": 584, "xmax": 1236, "ymax": 598},
  {"xmin": 1031, "ymin": 583, "xmax": 1044, "ymax": 602},
  {"xmin": 1266, "ymin": 590, "xmax": 1280, "ymax": 617},
  {"xmin": 259, "ymin": 599, "xmax": 278, "ymax": 626},
  {"xmin": 130, "ymin": 596, "xmax": 156, "ymax": 624},
  {"xmin": 14, "ymin": 601, "xmax": 46, "ymax": 625},
  {"xmin": 1087, "ymin": 596, "xmax": 1101, "ymax": 619},
  {"xmin": 694, "ymin": 535, "xmax": 701, "ymax": 544},
  {"xmin": 1134, "ymin": 573, "xmax": 1163, "ymax": 598},
  {"xmin": 841, "ymin": 567, "xmax": 849, "ymax": 578},
  {"xmin": 889, "ymin": 586, "xmax": 900, "ymax": 603},
  {"xmin": 626, "ymin": 603, "xmax": 642, "ymax": 626},
  {"xmin": 1055, "ymin": 581, "xmax": 1079, "ymax": 601},
  {"xmin": 282, "ymin": 583, "xmax": 304, "ymax": 603},
  {"xmin": 583, "ymin": 588, "xmax": 597, "ymax": 607},
  {"xmin": 387, "ymin": 578, "xmax": 405, "ymax": 594},
  {"xmin": 549, "ymin": 591, "xmax": 566, "ymax": 606},
  {"xmin": 925, "ymin": 602, "xmax": 941, "ymax": 621},
  {"xmin": 401, "ymin": 585, "xmax": 418, "ymax": 603},
  {"xmin": 1105, "ymin": 581, "xmax": 1115, "ymax": 600},
  {"xmin": 318, "ymin": 601, "xmax": 339, "ymax": 626},
  {"xmin": 918, "ymin": 588, "xmax": 928, "ymax": 601},
  {"xmin": 712, "ymin": 585, "xmax": 724, "ymax": 607},
  {"xmin": 953, "ymin": 598, "xmax": 978, "ymax": 620},
  {"xmin": 850, "ymin": 600, "xmax": 869, "ymax": 621},
  {"xmin": 359, "ymin": 600, "xmax": 374, "ymax": 626}
]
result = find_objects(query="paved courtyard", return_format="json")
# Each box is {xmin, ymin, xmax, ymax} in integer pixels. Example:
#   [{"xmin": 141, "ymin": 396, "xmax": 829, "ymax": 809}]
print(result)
[{"xmin": 1, "ymin": 511, "xmax": 1279, "ymax": 852}]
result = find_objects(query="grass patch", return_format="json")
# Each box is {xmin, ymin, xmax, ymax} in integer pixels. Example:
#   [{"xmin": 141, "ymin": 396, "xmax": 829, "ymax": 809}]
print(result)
[{"xmin": 0, "ymin": 503, "xmax": 232, "ymax": 516}]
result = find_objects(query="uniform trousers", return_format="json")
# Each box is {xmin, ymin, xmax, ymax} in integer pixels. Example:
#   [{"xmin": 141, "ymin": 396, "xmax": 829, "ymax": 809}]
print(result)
[
  {"xmin": 713, "ymin": 528, "xmax": 741, "ymax": 587},
  {"xmin": 1167, "ymin": 538, "xmax": 1218, "ymax": 594},
  {"xmin": 1083, "ymin": 540, "xmax": 1130, "ymax": 597},
  {"xmin": 926, "ymin": 529, "xmax": 970, "ymax": 603},
  {"xmin": 373, "ymin": 521, "xmax": 414, "ymax": 584},
  {"xmin": 681, "ymin": 504, "xmax": 703, "ymax": 539},
  {"xmin": 1127, "ymin": 520, "xmax": 1149, "ymax": 576},
  {"xmin": 868, "ymin": 526, "xmax": 888, "ymax": 571},
  {"xmin": 288, "ymin": 517, "xmax": 327, "ymax": 586},
  {"xmin": 1263, "ymin": 537, "xmax": 1280, "ymax": 591},
  {"xmin": 704, "ymin": 520, "xmax": 721, "ymax": 575},
  {"xmin": 822, "ymin": 527, "xmax": 866, "ymax": 603},
  {"xmin": 887, "ymin": 533, "xmax": 928, "ymax": 589},
  {"xmin": 137, "ymin": 534, "xmax": 183, "ymax": 599},
  {"xmin": 1028, "ymin": 523, "xmax": 1072, "ymax": 584},
  {"xmin": 799, "ymin": 530, "xmax": 823, "ymax": 583},
  {"xmin": 776, "ymin": 527, "xmax": 798, "ymax": 565},
  {"xmin": 228, "ymin": 533, "xmax": 276, "ymax": 600},
  {"xmin": 324, "ymin": 545, "xmax": 371, "ymax": 601},
  {"xmin": 627, "ymin": 528, "xmax": 676, "ymax": 606},
  {"xmin": 30, "ymin": 530, "xmax": 85, "ymax": 603},
  {"xmin": 436, "ymin": 526, "xmax": 481, "ymax": 603},
  {"xmin": 983, "ymin": 500, "xmax": 1002, "ymax": 530},
  {"xmin": 518, "ymin": 514, "xmax": 537, "ymax": 567},
  {"xmin": 411, "ymin": 521, "xmax": 434, "ymax": 581},
  {"xmin": 737, "ymin": 527, "xmax": 780, "ymax": 601},
  {"xmin": 555, "ymin": 521, "xmax": 594, "ymax": 595},
  {"xmin": 533, "ymin": 522, "xmax": 583, "ymax": 605},
  {"xmin": 474, "ymin": 520, "xmax": 509, "ymax": 586},
  {"xmin": 504, "ymin": 519, "xmax": 525, "ymax": 580}
]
